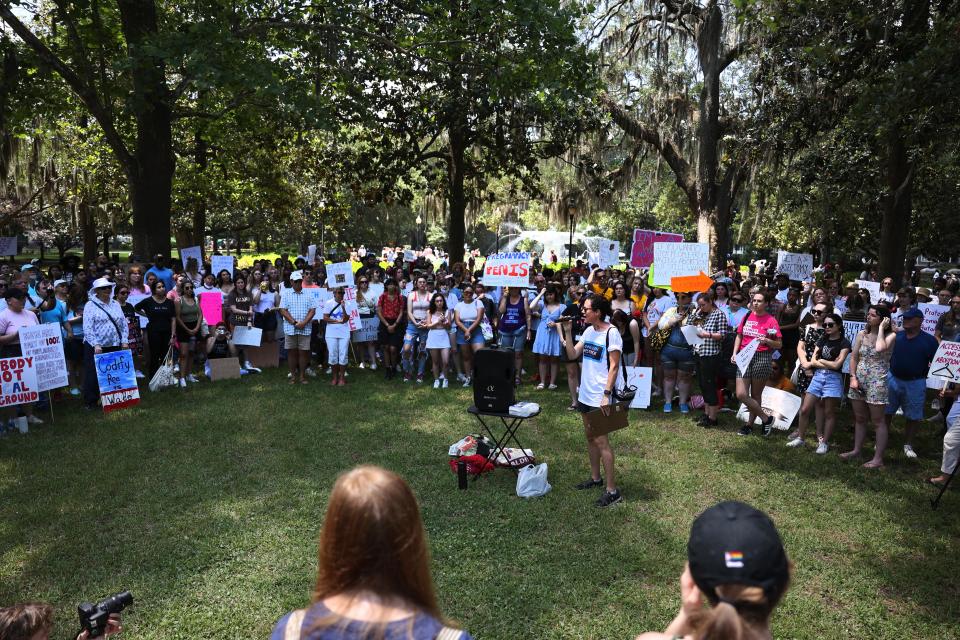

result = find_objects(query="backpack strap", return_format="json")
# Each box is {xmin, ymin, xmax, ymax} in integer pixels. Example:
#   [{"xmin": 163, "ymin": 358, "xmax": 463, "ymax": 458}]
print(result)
[
  {"xmin": 604, "ymin": 327, "xmax": 628, "ymax": 386},
  {"xmin": 436, "ymin": 627, "xmax": 465, "ymax": 640},
  {"xmin": 283, "ymin": 609, "xmax": 306, "ymax": 640}
]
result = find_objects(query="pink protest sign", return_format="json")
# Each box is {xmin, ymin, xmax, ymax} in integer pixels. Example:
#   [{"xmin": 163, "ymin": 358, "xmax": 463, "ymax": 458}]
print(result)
[
  {"xmin": 198, "ymin": 292, "xmax": 224, "ymax": 326},
  {"xmin": 629, "ymin": 229, "xmax": 683, "ymax": 268}
]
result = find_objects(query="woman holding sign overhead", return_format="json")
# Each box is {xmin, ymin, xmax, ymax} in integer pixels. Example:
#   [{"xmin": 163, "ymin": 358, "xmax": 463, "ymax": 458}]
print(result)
[
  {"xmin": 82, "ymin": 278, "xmax": 129, "ymax": 411},
  {"xmin": 732, "ymin": 288, "xmax": 782, "ymax": 437}
]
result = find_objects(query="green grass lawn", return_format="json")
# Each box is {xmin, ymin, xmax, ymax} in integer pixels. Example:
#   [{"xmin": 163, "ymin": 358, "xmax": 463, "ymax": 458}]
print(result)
[{"xmin": 1, "ymin": 363, "xmax": 958, "ymax": 639}]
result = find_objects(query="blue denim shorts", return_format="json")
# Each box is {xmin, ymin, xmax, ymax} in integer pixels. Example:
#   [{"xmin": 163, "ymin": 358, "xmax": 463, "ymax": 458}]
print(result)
[
  {"xmin": 806, "ymin": 369, "xmax": 843, "ymax": 399},
  {"xmin": 499, "ymin": 328, "xmax": 526, "ymax": 352},
  {"xmin": 661, "ymin": 343, "xmax": 695, "ymax": 372},
  {"xmin": 456, "ymin": 328, "xmax": 485, "ymax": 346},
  {"xmin": 886, "ymin": 373, "xmax": 926, "ymax": 421}
]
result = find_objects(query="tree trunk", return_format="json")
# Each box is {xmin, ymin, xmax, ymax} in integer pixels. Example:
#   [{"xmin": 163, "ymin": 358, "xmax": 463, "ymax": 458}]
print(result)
[
  {"xmin": 192, "ymin": 130, "xmax": 207, "ymax": 246},
  {"xmin": 102, "ymin": 232, "xmax": 110, "ymax": 258},
  {"xmin": 118, "ymin": 0, "xmax": 173, "ymax": 262},
  {"xmin": 446, "ymin": 121, "xmax": 467, "ymax": 264},
  {"xmin": 878, "ymin": 128, "xmax": 913, "ymax": 281},
  {"xmin": 79, "ymin": 203, "xmax": 97, "ymax": 262}
]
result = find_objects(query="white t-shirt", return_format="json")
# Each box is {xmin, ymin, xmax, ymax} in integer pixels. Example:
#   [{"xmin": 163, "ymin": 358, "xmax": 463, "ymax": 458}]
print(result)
[
  {"xmin": 322, "ymin": 298, "xmax": 350, "ymax": 339},
  {"xmin": 578, "ymin": 325, "xmax": 623, "ymax": 408},
  {"xmin": 455, "ymin": 300, "xmax": 482, "ymax": 324}
]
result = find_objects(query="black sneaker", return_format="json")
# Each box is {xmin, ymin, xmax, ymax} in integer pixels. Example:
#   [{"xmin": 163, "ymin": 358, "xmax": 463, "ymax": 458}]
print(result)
[
  {"xmin": 694, "ymin": 414, "xmax": 710, "ymax": 425},
  {"xmin": 761, "ymin": 416, "xmax": 774, "ymax": 437},
  {"xmin": 701, "ymin": 417, "xmax": 719, "ymax": 428},
  {"xmin": 737, "ymin": 425, "xmax": 753, "ymax": 436},
  {"xmin": 595, "ymin": 489, "xmax": 623, "ymax": 507},
  {"xmin": 574, "ymin": 477, "xmax": 603, "ymax": 490}
]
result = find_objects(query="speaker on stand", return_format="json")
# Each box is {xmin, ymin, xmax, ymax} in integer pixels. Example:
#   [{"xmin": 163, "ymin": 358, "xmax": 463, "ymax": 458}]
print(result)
[{"xmin": 472, "ymin": 347, "xmax": 516, "ymax": 413}]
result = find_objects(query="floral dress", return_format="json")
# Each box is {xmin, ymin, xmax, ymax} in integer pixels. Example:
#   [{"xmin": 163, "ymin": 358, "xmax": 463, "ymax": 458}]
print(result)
[
  {"xmin": 847, "ymin": 332, "xmax": 891, "ymax": 404},
  {"xmin": 797, "ymin": 324, "xmax": 825, "ymax": 392}
]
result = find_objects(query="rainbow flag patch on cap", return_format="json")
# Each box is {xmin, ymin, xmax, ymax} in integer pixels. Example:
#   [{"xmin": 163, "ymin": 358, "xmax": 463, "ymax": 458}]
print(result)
[{"xmin": 724, "ymin": 551, "xmax": 744, "ymax": 568}]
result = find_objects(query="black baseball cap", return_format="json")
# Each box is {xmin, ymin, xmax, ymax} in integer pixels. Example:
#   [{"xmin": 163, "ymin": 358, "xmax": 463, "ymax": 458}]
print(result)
[{"xmin": 687, "ymin": 501, "xmax": 789, "ymax": 603}]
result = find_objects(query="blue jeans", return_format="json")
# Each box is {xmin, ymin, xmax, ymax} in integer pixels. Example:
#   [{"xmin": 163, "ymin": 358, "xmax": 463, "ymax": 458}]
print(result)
[{"xmin": 403, "ymin": 322, "xmax": 428, "ymax": 376}]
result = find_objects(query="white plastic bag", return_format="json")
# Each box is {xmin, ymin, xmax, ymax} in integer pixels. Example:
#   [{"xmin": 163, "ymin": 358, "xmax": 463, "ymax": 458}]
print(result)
[
  {"xmin": 149, "ymin": 346, "xmax": 178, "ymax": 392},
  {"xmin": 516, "ymin": 463, "xmax": 551, "ymax": 498}
]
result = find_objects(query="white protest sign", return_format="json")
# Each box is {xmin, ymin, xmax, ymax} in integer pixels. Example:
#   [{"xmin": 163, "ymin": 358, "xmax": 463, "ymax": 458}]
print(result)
[
  {"xmin": 0, "ymin": 237, "xmax": 17, "ymax": 256},
  {"xmin": 0, "ymin": 356, "xmax": 40, "ymax": 407},
  {"xmin": 307, "ymin": 244, "xmax": 317, "ymax": 265},
  {"xmin": 841, "ymin": 320, "xmax": 866, "ymax": 373},
  {"xmin": 232, "ymin": 326, "xmax": 262, "ymax": 347},
  {"xmin": 344, "ymin": 300, "xmax": 360, "ymax": 331},
  {"xmin": 735, "ymin": 339, "xmax": 760, "ymax": 375},
  {"xmin": 652, "ymin": 242, "xmax": 709, "ymax": 287},
  {"xmin": 929, "ymin": 341, "xmax": 960, "ymax": 383},
  {"xmin": 179, "ymin": 245, "xmax": 202, "ymax": 269},
  {"xmin": 482, "ymin": 252, "xmax": 531, "ymax": 287},
  {"xmin": 736, "ymin": 387, "xmax": 802, "ymax": 430},
  {"xmin": 587, "ymin": 252, "xmax": 600, "ymax": 268},
  {"xmin": 776, "ymin": 251, "xmax": 813, "ymax": 282},
  {"xmin": 368, "ymin": 283, "xmax": 385, "ymax": 302},
  {"xmin": 624, "ymin": 366, "xmax": 653, "ymax": 409},
  {"xmin": 598, "ymin": 240, "xmax": 620, "ymax": 268},
  {"xmin": 352, "ymin": 316, "xmax": 380, "ymax": 343},
  {"xmin": 127, "ymin": 293, "xmax": 150, "ymax": 328},
  {"xmin": 19, "ymin": 324, "xmax": 68, "ymax": 392},
  {"xmin": 855, "ymin": 279, "xmax": 882, "ymax": 304},
  {"xmin": 211, "ymin": 255, "xmax": 234, "ymax": 279},
  {"xmin": 919, "ymin": 303, "xmax": 949, "ymax": 336},
  {"xmin": 680, "ymin": 325, "xmax": 703, "ymax": 347},
  {"xmin": 403, "ymin": 249, "xmax": 416, "ymax": 262},
  {"xmin": 326, "ymin": 261, "xmax": 355, "ymax": 289}
]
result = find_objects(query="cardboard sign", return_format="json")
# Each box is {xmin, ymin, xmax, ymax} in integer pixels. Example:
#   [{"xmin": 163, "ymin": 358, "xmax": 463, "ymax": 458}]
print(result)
[
  {"xmin": 232, "ymin": 326, "xmax": 262, "ymax": 347},
  {"xmin": 736, "ymin": 387, "xmax": 802, "ymax": 430},
  {"xmin": 198, "ymin": 292, "xmax": 224, "ymax": 326},
  {"xmin": 180, "ymin": 245, "xmax": 202, "ymax": 269},
  {"xmin": 483, "ymin": 252, "xmax": 531, "ymax": 287},
  {"xmin": 326, "ymin": 261, "xmax": 355, "ymax": 289},
  {"xmin": 246, "ymin": 341, "xmax": 280, "ymax": 369},
  {"xmin": 211, "ymin": 255, "xmax": 234, "ymax": 279},
  {"xmin": 652, "ymin": 242, "xmax": 709, "ymax": 287},
  {"xmin": 841, "ymin": 320, "xmax": 866, "ymax": 374},
  {"xmin": 127, "ymin": 293, "xmax": 150, "ymax": 328},
  {"xmin": 0, "ymin": 356, "xmax": 39, "ymax": 407},
  {"xmin": 629, "ymin": 229, "xmax": 683, "ymax": 268},
  {"xmin": 207, "ymin": 357, "xmax": 241, "ymax": 381},
  {"xmin": 734, "ymin": 339, "xmax": 761, "ymax": 375},
  {"xmin": 855, "ymin": 280, "xmax": 882, "ymax": 304},
  {"xmin": 352, "ymin": 316, "xmax": 380, "ymax": 343},
  {"xmin": 919, "ymin": 303, "xmax": 950, "ymax": 336},
  {"xmin": 929, "ymin": 341, "xmax": 960, "ymax": 383},
  {"xmin": 598, "ymin": 240, "xmax": 620, "ymax": 268},
  {"xmin": 776, "ymin": 251, "xmax": 813, "ymax": 282},
  {"xmin": 0, "ymin": 237, "xmax": 17, "ymax": 256},
  {"xmin": 94, "ymin": 350, "xmax": 139, "ymax": 413},
  {"xmin": 19, "ymin": 324, "xmax": 68, "ymax": 392},
  {"xmin": 307, "ymin": 244, "xmax": 317, "ymax": 265},
  {"xmin": 624, "ymin": 366, "xmax": 653, "ymax": 409}
]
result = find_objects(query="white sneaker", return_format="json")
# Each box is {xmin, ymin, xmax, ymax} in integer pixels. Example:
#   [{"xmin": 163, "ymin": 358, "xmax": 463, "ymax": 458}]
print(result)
[
  {"xmin": 179, "ymin": 378, "xmax": 187, "ymax": 388},
  {"xmin": 786, "ymin": 437, "xmax": 805, "ymax": 448},
  {"xmin": 463, "ymin": 377, "xmax": 471, "ymax": 388},
  {"xmin": 306, "ymin": 367, "xmax": 317, "ymax": 377},
  {"xmin": 442, "ymin": 377, "xmax": 449, "ymax": 388},
  {"xmin": 27, "ymin": 415, "xmax": 43, "ymax": 425},
  {"xmin": 326, "ymin": 367, "xmax": 332, "ymax": 375},
  {"xmin": 239, "ymin": 368, "xmax": 250, "ymax": 376},
  {"xmin": 287, "ymin": 372, "xmax": 293, "ymax": 379},
  {"xmin": 69, "ymin": 388, "xmax": 81, "ymax": 396},
  {"xmin": 903, "ymin": 444, "xmax": 918, "ymax": 459},
  {"xmin": 370, "ymin": 363, "xmax": 377, "ymax": 370},
  {"xmin": 187, "ymin": 375, "xmax": 199, "ymax": 383},
  {"xmin": 433, "ymin": 379, "xmax": 441, "ymax": 389},
  {"xmin": 457, "ymin": 373, "xmax": 467, "ymax": 383},
  {"xmin": 815, "ymin": 441, "xmax": 829, "ymax": 455},
  {"xmin": 135, "ymin": 369, "xmax": 146, "ymax": 379},
  {"xmin": 359, "ymin": 362, "xmax": 366, "ymax": 369},
  {"xmin": 244, "ymin": 362, "xmax": 262, "ymax": 373}
]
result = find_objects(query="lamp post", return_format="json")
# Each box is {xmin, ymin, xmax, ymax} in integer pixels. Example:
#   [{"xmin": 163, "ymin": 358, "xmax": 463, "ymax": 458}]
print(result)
[
  {"xmin": 318, "ymin": 200, "xmax": 326, "ymax": 258},
  {"xmin": 415, "ymin": 214, "xmax": 422, "ymax": 250},
  {"xmin": 566, "ymin": 197, "xmax": 578, "ymax": 268}
]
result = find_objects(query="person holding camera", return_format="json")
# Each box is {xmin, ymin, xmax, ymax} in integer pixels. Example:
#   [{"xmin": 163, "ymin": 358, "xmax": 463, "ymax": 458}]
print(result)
[
  {"xmin": 0, "ymin": 602, "xmax": 123, "ymax": 640},
  {"xmin": 562, "ymin": 293, "xmax": 623, "ymax": 508},
  {"xmin": 205, "ymin": 321, "xmax": 239, "ymax": 376}
]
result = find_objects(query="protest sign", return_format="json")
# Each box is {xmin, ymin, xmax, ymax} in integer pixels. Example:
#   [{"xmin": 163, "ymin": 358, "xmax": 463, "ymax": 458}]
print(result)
[
  {"xmin": 736, "ymin": 387, "xmax": 801, "ymax": 430},
  {"xmin": 198, "ymin": 292, "xmax": 223, "ymax": 325},
  {"xmin": 94, "ymin": 350, "xmax": 139, "ymax": 413},
  {"xmin": 0, "ymin": 237, "xmax": 17, "ymax": 256},
  {"xmin": 326, "ymin": 261, "xmax": 355, "ymax": 288},
  {"xmin": 344, "ymin": 300, "xmax": 360, "ymax": 331},
  {"xmin": 598, "ymin": 240, "xmax": 620, "ymax": 269},
  {"xmin": 208, "ymin": 358, "xmax": 241, "ymax": 381},
  {"xmin": 652, "ymin": 242, "xmax": 709, "ymax": 287},
  {"xmin": 19, "ymin": 324, "xmax": 68, "ymax": 392},
  {"xmin": 211, "ymin": 255, "xmax": 234, "ymax": 279},
  {"xmin": 179, "ymin": 245, "xmax": 202, "ymax": 269},
  {"xmin": 629, "ymin": 229, "xmax": 683, "ymax": 268},
  {"xmin": 483, "ymin": 252, "xmax": 531, "ymax": 287},
  {"xmin": 855, "ymin": 280, "xmax": 882, "ymax": 304},
  {"xmin": 929, "ymin": 341, "xmax": 960, "ymax": 383},
  {"xmin": 232, "ymin": 326, "xmax": 262, "ymax": 347},
  {"xmin": 734, "ymin": 339, "xmax": 760, "ymax": 375},
  {"xmin": 587, "ymin": 252, "xmax": 600, "ymax": 268},
  {"xmin": 841, "ymin": 320, "xmax": 866, "ymax": 373},
  {"xmin": 307, "ymin": 244, "xmax": 317, "ymax": 265},
  {"xmin": 300, "ymin": 286, "xmax": 324, "ymax": 311},
  {"xmin": 680, "ymin": 325, "xmax": 703, "ymax": 347},
  {"xmin": 624, "ymin": 366, "xmax": 653, "ymax": 409},
  {"xmin": 368, "ymin": 283, "xmax": 385, "ymax": 301},
  {"xmin": 127, "ymin": 293, "xmax": 150, "ymax": 328},
  {"xmin": 403, "ymin": 249, "xmax": 416, "ymax": 262},
  {"xmin": 352, "ymin": 316, "xmax": 380, "ymax": 343},
  {"xmin": 0, "ymin": 356, "xmax": 39, "ymax": 407},
  {"xmin": 776, "ymin": 251, "xmax": 813, "ymax": 282},
  {"xmin": 919, "ymin": 303, "xmax": 950, "ymax": 335}
]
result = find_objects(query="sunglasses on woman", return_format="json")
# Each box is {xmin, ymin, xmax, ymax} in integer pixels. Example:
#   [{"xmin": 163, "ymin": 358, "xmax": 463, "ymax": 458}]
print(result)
[{"xmin": 823, "ymin": 322, "xmax": 837, "ymax": 328}]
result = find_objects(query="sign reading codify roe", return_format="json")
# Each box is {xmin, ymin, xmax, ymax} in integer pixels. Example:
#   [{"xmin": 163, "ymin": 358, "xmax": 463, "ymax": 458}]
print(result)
[
  {"xmin": 95, "ymin": 350, "xmax": 140, "ymax": 413},
  {"xmin": 483, "ymin": 252, "xmax": 531, "ymax": 287}
]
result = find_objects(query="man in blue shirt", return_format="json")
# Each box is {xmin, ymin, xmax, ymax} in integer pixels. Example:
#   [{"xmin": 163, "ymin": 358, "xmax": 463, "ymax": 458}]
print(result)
[
  {"xmin": 146, "ymin": 254, "xmax": 175, "ymax": 290},
  {"xmin": 886, "ymin": 307, "xmax": 940, "ymax": 459}
]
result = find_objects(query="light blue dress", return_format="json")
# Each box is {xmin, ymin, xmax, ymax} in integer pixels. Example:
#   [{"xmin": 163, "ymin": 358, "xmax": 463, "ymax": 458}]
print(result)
[{"xmin": 533, "ymin": 304, "xmax": 563, "ymax": 356}]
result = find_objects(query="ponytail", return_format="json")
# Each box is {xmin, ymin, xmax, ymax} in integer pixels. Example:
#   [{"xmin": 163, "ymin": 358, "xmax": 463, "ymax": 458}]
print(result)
[
  {"xmin": 688, "ymin": 583, "xmax": 785, "ymax": 640},
  {"xmin": 692, "ymin": 601, "xmax": 747, "ymax": 640}
]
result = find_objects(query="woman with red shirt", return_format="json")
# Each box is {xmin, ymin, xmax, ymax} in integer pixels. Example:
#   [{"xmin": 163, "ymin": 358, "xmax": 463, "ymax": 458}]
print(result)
[{"xmin": 376, "ymin": 280, "xmax": 406, "ymax": 379}]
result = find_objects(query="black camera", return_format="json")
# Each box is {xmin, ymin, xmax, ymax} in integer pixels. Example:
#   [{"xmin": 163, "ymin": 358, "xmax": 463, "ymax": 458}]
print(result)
[{"xmin": 78, "ymin": 591, "xmax": 133, "ymax": 637}]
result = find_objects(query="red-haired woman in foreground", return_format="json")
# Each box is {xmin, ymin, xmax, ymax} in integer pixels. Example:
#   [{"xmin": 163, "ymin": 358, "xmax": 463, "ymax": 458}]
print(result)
[{"xmin": 271, "ymin": 466, "xmax": 472, "ymax": 640}]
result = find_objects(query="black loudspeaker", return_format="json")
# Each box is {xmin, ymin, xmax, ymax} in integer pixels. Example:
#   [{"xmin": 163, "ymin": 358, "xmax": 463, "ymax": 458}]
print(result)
[{"xmin": 473, "ymin": 348, "xmax": 515, "ymax": 413}]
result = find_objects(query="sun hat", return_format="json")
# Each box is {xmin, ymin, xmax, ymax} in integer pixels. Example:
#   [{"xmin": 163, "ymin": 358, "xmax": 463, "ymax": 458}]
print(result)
[
  {"xmin": 687, "ymin": 501, "xmax": 789, "ymax": 603},
  {"xmin": 91, "ymin": 277, "xmax": 114, "ymax": 290},
  {"xmin": 53, "ymin": 279, "xmax": 68, "ymax": 288}
]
